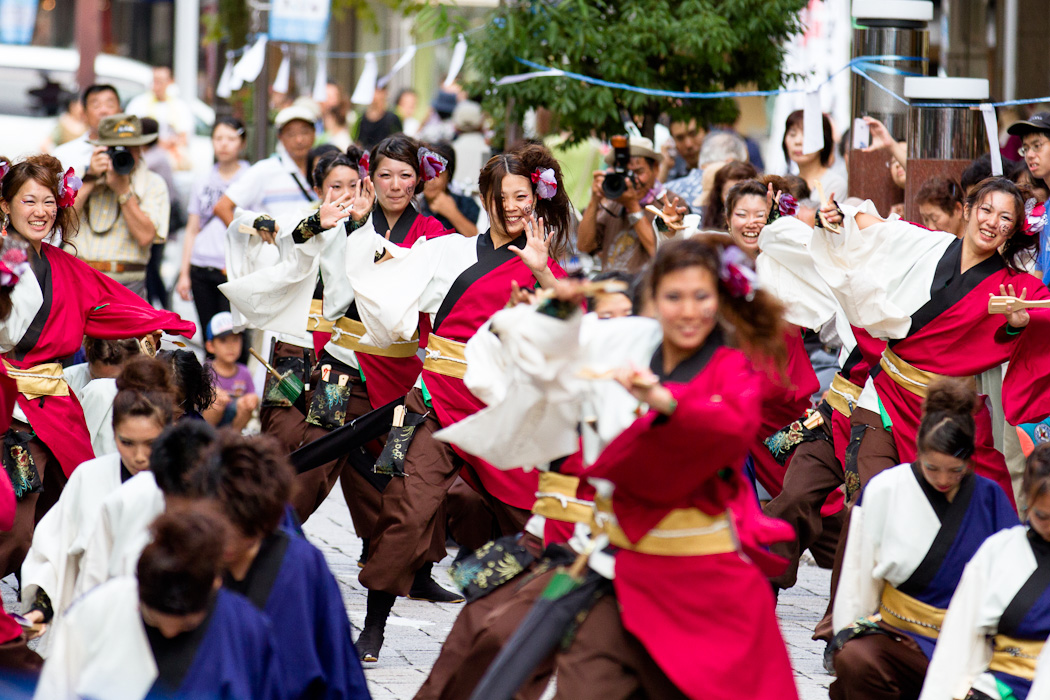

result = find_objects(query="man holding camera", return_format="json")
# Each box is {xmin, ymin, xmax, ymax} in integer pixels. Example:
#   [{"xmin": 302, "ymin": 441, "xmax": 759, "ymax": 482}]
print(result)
[
  {"xmin": 577, "ymin": 136, "xmax": 666, "ymax": 275},
  {"xmin": 72, "ymin": 114, "xmax": 171, "ymax": 298},
  {"xmin": 52, "ymin": 84, "xmax": 122, "ymax": 178}
]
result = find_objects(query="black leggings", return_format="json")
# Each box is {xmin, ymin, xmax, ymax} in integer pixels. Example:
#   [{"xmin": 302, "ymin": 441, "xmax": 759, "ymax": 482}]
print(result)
[{"xmin": 189, "ymin": 265, "xmax": 230, "ymax": 335}]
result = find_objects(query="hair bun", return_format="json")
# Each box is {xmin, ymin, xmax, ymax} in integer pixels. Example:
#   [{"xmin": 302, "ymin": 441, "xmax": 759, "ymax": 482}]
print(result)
[
  {"xmin": 116, "ymin": 355, "xmax": 175, "ymax": 395},
  {"xmin": 923, "ymin": 377, "xmax": 978, "ymax": 417}
]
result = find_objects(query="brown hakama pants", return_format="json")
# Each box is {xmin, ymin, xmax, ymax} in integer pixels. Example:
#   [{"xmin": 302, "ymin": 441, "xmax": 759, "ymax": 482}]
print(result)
[{"xmin": 829, "ymin": 623, "xmax": 928, "ymax": 700}]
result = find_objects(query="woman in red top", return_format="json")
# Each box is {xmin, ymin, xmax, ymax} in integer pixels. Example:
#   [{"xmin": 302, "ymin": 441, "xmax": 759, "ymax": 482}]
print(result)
[{"xmin": 0, "ymin": 154, "xmax": 193, "ymax": 578}]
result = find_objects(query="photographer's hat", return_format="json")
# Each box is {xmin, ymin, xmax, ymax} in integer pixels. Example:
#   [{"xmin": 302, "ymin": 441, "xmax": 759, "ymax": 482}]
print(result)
[
  {"xmin": 88, "ymin": 114, "xmax": 158, "ymax": 147},
  {"xmin": 604, "ymin": 136, "xmax": 660, "ymax": 165}
]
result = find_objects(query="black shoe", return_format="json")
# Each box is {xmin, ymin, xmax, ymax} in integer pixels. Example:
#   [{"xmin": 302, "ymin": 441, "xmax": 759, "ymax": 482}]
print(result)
[
  {"xmin": 408, "ymin": 575, "xmax": 465, "ymax": 603},
  {"xmin": 357, "ymin": 625, "xmax": 384, "ymax": 663},
  {"xmin": 357, "ymin": 538, "xmax": 369, "ymax": 569}
]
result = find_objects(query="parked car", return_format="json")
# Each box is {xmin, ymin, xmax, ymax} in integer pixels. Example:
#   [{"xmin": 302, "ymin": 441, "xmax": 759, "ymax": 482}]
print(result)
[{"xmin": 0, "ymin": 44, "xmax": 215, "ymax": 203}]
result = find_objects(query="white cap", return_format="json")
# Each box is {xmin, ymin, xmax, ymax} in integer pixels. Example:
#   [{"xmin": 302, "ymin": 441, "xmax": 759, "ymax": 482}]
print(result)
[
  {"xmin": 852, "ymin": 0, "xmax": 933, "ymax": 22},
  {"xmin": 904, "ymin": 77, "xmax": 989, "ymax": 102},
  {"xmin": 275, "ymin": 104, "xmax": 317, "ymax": 132}
]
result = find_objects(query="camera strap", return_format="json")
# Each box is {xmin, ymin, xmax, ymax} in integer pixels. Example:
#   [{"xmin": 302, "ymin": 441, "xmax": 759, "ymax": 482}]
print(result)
[
  {"xmin": 288, "ymin": 170, "xmax": 316, "ymax": 203},
  {"xmin": 85, "ymin": 187, "xmax": 121, "ymax": 235}
]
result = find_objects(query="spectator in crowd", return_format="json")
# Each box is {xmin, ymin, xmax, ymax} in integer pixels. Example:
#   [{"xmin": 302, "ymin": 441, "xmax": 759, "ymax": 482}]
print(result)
[
  {"xmin": 915, "ymin": 177, "xmax": 965, "ymax": 237},
  {"xmin": 356, "ymin": 85, "xmax": 403, "ymax": 150},
  {"xmin": 783, "ymin": 109, "xmax": 847, "ymax": 200},
  {"xmin": 176, "ymin": 117, "xmax": 249, "ymax": 335},
  {"xmin": 659, "ymin": 118, "xmax": 706, "ymax": 182},
  {"xmin": 215, "ymin": 105, "xmax": 318, "ymax": 226},
  {"xmin": 701, "ymin": 160, "xmax": 758, "ymax": 230},
  {"xmin": 418, "ymin": 90, "xmax": 458, "ymax": 144},
  {"xmin": 72, "ymin": 114, "xmax": 171, "ymax": 298},
  {"xmin": 51, "ymin": 84, "xmax": 122, "ymax": 177},
  {"xmin": 320, "ymin": 83, "xmax": 353, "ymax": 151},
  {"xmin": 126, "ymin": 66, "xmax": 195, "ymax": 170},
  {"xmin": 578, "ymin": 136, "xmax": 666, "ymax": 274},
  {"xmin": 420, "ymin": 141, "xmax": 479, "ymax": 236},
  {"xmin": 450, "ymin": 101, "xmax": 489, "ymax": 192},
  {"xmin": 41, "ymin": 95, "xmax": 86, "ymax": 152},
  {"xmin": 396, "ymin": 88, "xmax": 420, "ymax": 136},
  {"xmin": 665, "ymin": 130, "xmax": 749, "ymax": 215},
  {"xmin": 1009, "ymin": 111, "xmax": 1050, "ymax": 193},
  {"xmin": 202, "ymin": 312, "xmax": 258, "ymax": 430}
]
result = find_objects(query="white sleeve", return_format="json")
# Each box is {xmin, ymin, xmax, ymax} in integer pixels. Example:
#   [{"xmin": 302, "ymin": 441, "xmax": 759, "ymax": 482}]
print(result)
[
  {"xmin": 918, "ymin": 540, "xmax": 1001, "ymax": 700},
  {"xmin": 343, "ymin": 216, "xmax": 446, "ymax": 347},
  {"xmin": 832, "ymin": 501, "xmax": 884, "ymax": 632},
  {"xmin": 809, "ymin": 200, "xmax": 955, "ymax": 339},
  {"xmin": 80, "ymin": 379, "xmax": 117, "ymax": 458},
  {"xmin": 0, "ymin": 269, "xmax": 42, "ymax": 353},
  {"xmin": 223, "ymin": 163, "xmax": 263, "ymax": 209},
  {"xmin": 757, "ymin": 215, "xmax": 841, "ymax": 333},
  {"xmin": 1030, "ymin": 638, "xmax": 1050, "ymax": 700},
  {"xmin": 73, "ymin": 502, "xmax": 116, "ymax": 601},
  {"xmin": 319, "ymin": 223, "xmax": 353, "ymax": 321},
  {"xmin": 33, "ymin": 608, "xmax": 83, "ymax": 700}
]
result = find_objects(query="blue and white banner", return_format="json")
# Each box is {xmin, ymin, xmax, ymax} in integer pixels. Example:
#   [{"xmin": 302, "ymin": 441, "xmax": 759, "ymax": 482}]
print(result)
[
  {"xmin": 0, "ymin": 0, "xmax": 38, "ymax": 45},
  {"xmin": 269, "ymin": 0, "xmax": 330, "ymax": 45}
]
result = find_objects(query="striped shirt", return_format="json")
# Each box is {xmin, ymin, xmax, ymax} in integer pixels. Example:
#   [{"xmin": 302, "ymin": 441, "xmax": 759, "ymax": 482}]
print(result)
[
  {"xmin": 223, "ymin": 149, "xmax": 316, "ymax": 220},
  {"xmin": 77, "ymin": 165, "xmax": 170, "ymax": 268}
]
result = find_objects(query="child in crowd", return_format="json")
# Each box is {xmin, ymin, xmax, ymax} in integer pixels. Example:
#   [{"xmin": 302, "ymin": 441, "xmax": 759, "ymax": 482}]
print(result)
[{"xmin": 203, "ymin": 312, "xmax": 258, "ymax": 430}]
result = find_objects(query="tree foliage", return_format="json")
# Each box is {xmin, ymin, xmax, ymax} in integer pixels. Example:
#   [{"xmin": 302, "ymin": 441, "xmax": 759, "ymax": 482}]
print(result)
[{"xmin": 463, "ymin": 0, "xmax": 808, "ymax": 143}]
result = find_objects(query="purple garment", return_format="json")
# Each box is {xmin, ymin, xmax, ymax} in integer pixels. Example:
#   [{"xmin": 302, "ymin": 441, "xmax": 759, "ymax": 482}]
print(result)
[{"xmin": 209, "ymin": 361, "xmax": 256, "ymax": 398}]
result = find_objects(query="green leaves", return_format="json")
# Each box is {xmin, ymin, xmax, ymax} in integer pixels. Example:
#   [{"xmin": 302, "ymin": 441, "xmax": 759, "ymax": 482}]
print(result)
[{"xmin": 465, "ymin": 0, "xmax": 807, "ymax": 144}]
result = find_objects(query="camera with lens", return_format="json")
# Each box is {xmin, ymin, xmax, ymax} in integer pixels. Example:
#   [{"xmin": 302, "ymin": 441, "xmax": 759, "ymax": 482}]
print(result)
[
  {"xmin": 107, "ymin": 146, "xmax": 135, "ymax": 176},
  {"xmin": 601, "ymin": 135, "xmax": 636, "ymax": 199}
]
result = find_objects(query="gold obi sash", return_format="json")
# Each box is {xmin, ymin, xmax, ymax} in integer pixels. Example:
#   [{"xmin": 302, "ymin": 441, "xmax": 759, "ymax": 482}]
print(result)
[
  {"xmin": 328, "ymin": 316, "xmax": 419, "ymax": 359},
  {"xmin": 591, "ymin": 496, "xmax": 737, "ymax": 557},
  {"xmin": 990, "ymin": 635, "xmax": 1043, "ymax": 681},
  {"xmin": 826, "ymin": 373, "xmax": 863, "ymax": 418},
  {"xmin": 306, "ymin": 299, "xmax": 334, "ymax": 334},
  {"xmin": 2, "ymin": 361, "xmax": 69, "ymax": 400},
  {"xmin": 422, "ymin": 334, "xmax": 468, "ymax": 379},
  {"xmin": 879, "ymin": 348, "xmax": 972, "ymax": 399},
  {"xmin": 532, "ymin": 472, "xmax": 595, "ymax": 524},
  {"xmin": 878, "ymin": 583, "xmax": 945, "ymax": 638}
]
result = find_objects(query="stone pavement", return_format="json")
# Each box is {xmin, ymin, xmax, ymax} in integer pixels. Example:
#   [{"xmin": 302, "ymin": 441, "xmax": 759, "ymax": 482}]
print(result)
[{"xmin": 304, "ymin": 486, "xmax": 835, "ymax": 700}]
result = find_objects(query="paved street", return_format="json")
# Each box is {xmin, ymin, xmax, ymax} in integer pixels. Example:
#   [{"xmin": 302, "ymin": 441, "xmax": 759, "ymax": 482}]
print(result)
[{"xmin": 304, "ymin": 487, "xmax": 836, "ymax": 700}]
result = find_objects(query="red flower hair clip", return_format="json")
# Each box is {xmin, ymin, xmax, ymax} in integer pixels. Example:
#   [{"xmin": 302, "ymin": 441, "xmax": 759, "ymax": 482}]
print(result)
[
  {"xmin": 57, "ymin": 167, "xmax": 82, "ymax": 209},
  {"xmin": 358, "ymin": 152, "xmax": 370, "ymax": 181},
  {"xmin": 1024, "ymin": 198, "xmax": 1046, "ymax": 236},
  {"xmin": 417, "ymin": 147, "xmax": 448, "ymax": 182},
  {"xmin": 531, "ymin": 168, "xmax": 557, "ymax": 200}
]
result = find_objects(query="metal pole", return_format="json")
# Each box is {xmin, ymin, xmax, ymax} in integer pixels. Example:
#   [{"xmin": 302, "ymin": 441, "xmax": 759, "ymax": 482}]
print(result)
[
  {"xmin": 74, "ymin": 0, "xmax": 101, "ymax": 90},
  {"xmin": 174, "ymin": 0, "xmax": 200, "ymax": 104},
  {"xmin": 252, "ymin": 7, "xmax": 270, "ymax": 161},
  {"xmin": 1003, "ymin": 0, "xmax": 1018, "ymax": 102}
]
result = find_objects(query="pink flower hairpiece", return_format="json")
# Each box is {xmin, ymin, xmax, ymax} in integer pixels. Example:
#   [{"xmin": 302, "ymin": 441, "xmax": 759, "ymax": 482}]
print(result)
[
  {"xmin": 358, "ymin": 153, "xmax": 370, "ymax": 181},
  {"xmin": 0, "ymin": 243, "xmax": 29, "ymax": 288},
  {"xmin": 778, "ymin": 193, "xmax": 798, "ymax": 218},
  {"xmin": 417, "ymin": 147, "xmax": 447, "ymax": 182},
  {"xmin": 719, "ymin": 245, "xmax": 760, "ymax": 301},
  {"xmin": 0, "ymin": 161, "xmax": 9, "ymax": 183},
  {"xmin": 57, "ymin": 167, "xmax": 82, "ymax": 209},
  {"xmin": 1024, "ymin": 198, "xmax": 1046, "ymax": 237},
  {"xmin": 531, "ymin": 168, "xmax": 557, "ymax": 200}
]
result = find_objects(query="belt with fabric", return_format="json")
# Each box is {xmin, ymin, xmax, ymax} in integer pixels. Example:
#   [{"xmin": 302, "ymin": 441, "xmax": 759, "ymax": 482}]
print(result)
[
  {"xmin": 826, "ymin": 372, "xmax": 863, "ymax": 417},
  {"xmin": 878, "ymin": 583, "xmax": 945, "ymax": 638},
  {"xmin": 532, "ymin": 472, "xmax": 596, "ymax": 524},
  {"xmin": 422, "ymin": 334, "xmax": 468, "ymax": 379},
  {"xmin": 328, "ymin": 316, "xmax": 419, "ymax": 358},
  {"xmin": 989, "ymin": 634, "xmax": 1043, "ymax": 680},
  {"xmin": 592, "ymin": 496, "xmax": 737, "ymax": 557},
  {"xmin": 83, "ymin": 260, "xmax": 147, "ymax": 273},
  {"xmin": 879, "ymin": 347, "xmax": 972, "ymax": 399},
  {"xmin": 2, "ymin": 361, "xmax": 69, "ymax": 400},
  {"xmin": 307, "ymin": 299, "xmax": 334, "ymax": 334}
]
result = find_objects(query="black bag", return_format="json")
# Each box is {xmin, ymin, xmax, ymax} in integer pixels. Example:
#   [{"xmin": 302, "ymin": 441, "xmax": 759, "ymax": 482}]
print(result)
[
  {"xmin": 2, "ymin": 430, "xmax": 43, "ymax": 500},
  {"xmin": 374, "ymin": 412, "xmax": 429, "ymax": 476},
  {"xmin": 306, "ymin": 366, "xmax": 356, "ymax": 431}
]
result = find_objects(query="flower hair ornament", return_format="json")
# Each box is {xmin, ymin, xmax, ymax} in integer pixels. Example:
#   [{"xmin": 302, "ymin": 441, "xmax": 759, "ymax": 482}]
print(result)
[
  {"xmin": 1024, "ymin": 198, "xmax": 1046, "ymax": 236},
  {"xmin": 0, "ymin": 160, "xmax": 9, "ymax": 184},
  {"xmin": 358, "ymin": 153, "xmax": 370, "ymax": 181},
  {"xmin": 0, "ymin": 238, "xmax": 30, "ymax": 288},
  {"xmin": 766, "ymin": 192, "xmax": 797, "ymax": 225},
  {"xmin": 57, "ymin": 167, "xmax": 82, "ymax": 209},
  {"xmin": 417, "ymin": 147, "xmax": 448, "ymax": 182},
  {"xmin": 531, "ymin": 168, "xmax": 557, "ymax": 200},
  {"xmin": 719, "ymin": 245, "xmax": 760, "ymax": 301}
]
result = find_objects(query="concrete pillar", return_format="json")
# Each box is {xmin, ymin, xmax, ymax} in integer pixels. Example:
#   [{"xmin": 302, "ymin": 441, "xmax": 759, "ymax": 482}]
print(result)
[
  {"xmin": 174, "ymin": 0, "xmax": 200, "ymax": 104},
  {"xmin": 903, "ymin": 77, "xmax": 988, "ymax": 224},
  {"xmin": 74, "ymin": 0, "xmax": 100, "ymax": 89},
  {"xmin": 849, "ymin": 0, "xmax": 932, "ymax": 215}
]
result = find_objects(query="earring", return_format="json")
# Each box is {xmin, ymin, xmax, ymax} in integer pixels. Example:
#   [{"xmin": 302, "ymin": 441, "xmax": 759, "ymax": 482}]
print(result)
[{"xmin": 1, "ymin": 214, "xmax": 7, "ymax": 237}]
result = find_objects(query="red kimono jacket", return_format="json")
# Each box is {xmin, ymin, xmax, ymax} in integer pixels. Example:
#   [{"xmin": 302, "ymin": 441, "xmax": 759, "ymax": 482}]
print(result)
[
  {"xmin": 584, "ymin": 344, "xmax": 798, "ymax": 700},
  {"xmin": 424, "ymin": 232, "xmax": 565, "ymax": 511},
  {"xmin": 4, "ymin": 244, "xmax": 194, "ymax": 476}
]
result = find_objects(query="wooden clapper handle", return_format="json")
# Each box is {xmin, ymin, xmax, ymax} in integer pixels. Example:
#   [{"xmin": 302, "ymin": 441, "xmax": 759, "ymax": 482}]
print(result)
[{"xmin": 987, "ymin": 296, "xmax": 1050, "ymax": 314}]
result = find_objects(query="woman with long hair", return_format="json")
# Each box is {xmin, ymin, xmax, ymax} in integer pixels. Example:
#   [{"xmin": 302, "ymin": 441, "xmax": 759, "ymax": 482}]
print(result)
[
  {"xmin": 829, "ymin": 379, "xmax": 1018, "ymax": 698},
  {"xmin": 0, "ymin": 154, "xmax": 193, "ymax": 578},
  {"xmin": 20, "ymin": 356, "xmax": 176, "ymax": 649},
  {"xmin": 918, "ymin": 443, "xmax": 1050, "ymax": 700},
  {"xmin": 340, "ymin": 142, "xmax": 572, "ymax": 661}
]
